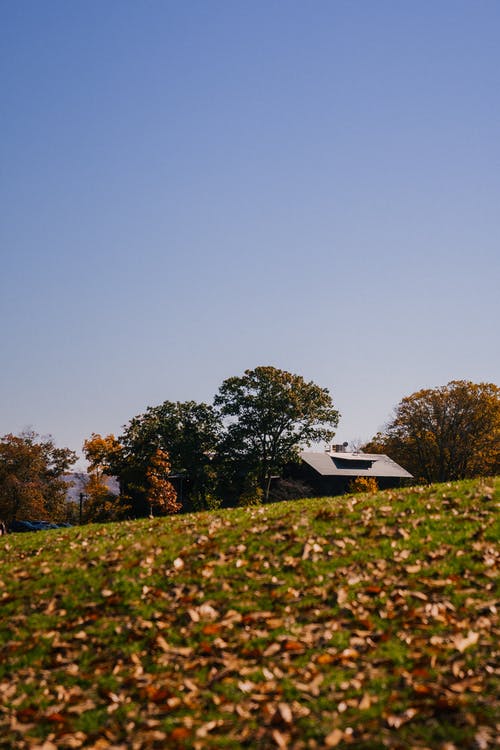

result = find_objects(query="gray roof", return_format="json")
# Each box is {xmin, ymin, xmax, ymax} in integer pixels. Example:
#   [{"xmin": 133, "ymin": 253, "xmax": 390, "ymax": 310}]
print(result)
[{"xmin": 300, "ymin": 451, "xmax": 413, "ymax": 479}]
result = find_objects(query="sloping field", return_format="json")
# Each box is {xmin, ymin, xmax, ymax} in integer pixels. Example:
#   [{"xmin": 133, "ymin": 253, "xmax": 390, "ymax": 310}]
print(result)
[{"xmin": 0, "ymin": 478, "xmax": 498, "ymax": 749}]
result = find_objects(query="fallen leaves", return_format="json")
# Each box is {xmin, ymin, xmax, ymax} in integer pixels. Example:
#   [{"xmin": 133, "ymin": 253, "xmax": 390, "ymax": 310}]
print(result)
[{"xmin": 0, "ymin": 478, "xmax": 498, "ymax": 748}]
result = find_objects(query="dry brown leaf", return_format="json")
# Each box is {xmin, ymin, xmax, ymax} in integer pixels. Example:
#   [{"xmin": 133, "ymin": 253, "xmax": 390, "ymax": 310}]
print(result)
[
  {"xmin": 196, "ymin": 719, "xmax": 223, "ymax": 738},
  {"xmin": 325, "ymin": 728, "xmax": 344, "ymax": 747},
  {"xmin": 406, "ymin": 564, "xmax": 422, "ymax": 574},
  {"xmin": 237, "ymin": 680, "xmax": 255, "ymax": 693},
  {"xmin": 475, "ymin": 726, "xmax": 494, "ymax": 750},
  {"xmin": 169, "ymin": 727, "xmax": 190, "ymax": 742},
  {"xmin": 272, "ymin": 729, "xmax": 289, "ymax": 749},
  {"xmin": 202, "ymin": 623, "xmax": 221, "ymax": 635},
  {"xmin": 283, "ymin": 640, "xmax": 304, "ymax": 652},
  {"xmin": 317, "ymin": 652, "xmax": 336, "ymax": 665},
  {"xmin": 454, "ymin": 630, "xmax": 479, "ymax": 652},
  {"xmin": 278, "ymin": 702, "xmax": 293, "ymax": 724},
  {"xmin": 198, "ymin": 603, "xmax": 219, "ymax": 621},
  {"xmin": 358, "ymin": 692, "xmax": 371, "ymax": 710},
  {"xmin": 266, "ymin": 617, "xmax": 284, "ymax": 629},
  {"xmin": 337, "ymin": 587, "xmax": 348, "ymax": 605},
  {"xmin": 339, "ymin": 647, "xmax": 359, "ymax": 661},
  {"xmin": 156, "ymin": 635, "xmax": 170, "ymax": 652}
]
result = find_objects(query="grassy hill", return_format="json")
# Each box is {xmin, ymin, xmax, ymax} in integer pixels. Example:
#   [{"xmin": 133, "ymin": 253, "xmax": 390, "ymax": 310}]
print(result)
[{"xmin": 0, "ymin": 478, "xmax": 498, "ymax": 749}]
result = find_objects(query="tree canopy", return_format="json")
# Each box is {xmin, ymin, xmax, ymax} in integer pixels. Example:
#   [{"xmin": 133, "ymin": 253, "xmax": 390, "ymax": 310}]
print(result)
[
  {"xmin": 215, "ymin": 366, "xmax": 339, "ymax": 501},
  {"xmin": 363, "ymin": 380, "xmax": 500, "ymax": 483},
  {"xmin": 0, "ymin": 431, "xmax": 76, "ymax": 525},
  {"xmin": 119, "ymin": 400, "xmax": 220, "ymax": 510},
  {"xmin": 81, "ymin": 369, "xmax": 339, "ymax": 513},
  {"xmin": 82, "ymin": 433, "xmax": 123, "ymax": 476}
]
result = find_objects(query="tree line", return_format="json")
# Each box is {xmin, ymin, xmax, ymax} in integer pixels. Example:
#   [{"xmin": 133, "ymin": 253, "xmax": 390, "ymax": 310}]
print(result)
[
  {"xmin": 80, "ymin": 366, "xmax": 339, "ymax": 520},
  {"xmin": 0, "ymin": 368, "xmax": 498, "ymax": 526}
]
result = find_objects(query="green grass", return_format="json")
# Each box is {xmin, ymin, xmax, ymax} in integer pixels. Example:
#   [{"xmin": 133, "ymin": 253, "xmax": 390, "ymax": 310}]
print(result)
[{"xmin": 0, "ymin": 477, "xmax": 498, "ymax": 749}]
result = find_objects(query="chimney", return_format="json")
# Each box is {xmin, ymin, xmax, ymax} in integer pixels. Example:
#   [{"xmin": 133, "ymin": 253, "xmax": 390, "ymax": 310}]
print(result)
[{"xmin": 333, "ymin": 442, "xmax": 348, "ymax": 453}]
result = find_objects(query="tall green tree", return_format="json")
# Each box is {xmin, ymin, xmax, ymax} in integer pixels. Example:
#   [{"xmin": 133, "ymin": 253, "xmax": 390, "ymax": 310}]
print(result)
[
  {"xmin": 214, "ymin": 366, "xmax": 340, "ymax": 501},
  {"xmin": 120, "ymin": 400, "xmax": 220, "ymax": 510},
  {"xmin": 0, "ymin": 431, "xmax": 76, "ymax": 524},
  {"xmin": 363, "ymin": 380, "xmax": 500, "ymax": 483}
]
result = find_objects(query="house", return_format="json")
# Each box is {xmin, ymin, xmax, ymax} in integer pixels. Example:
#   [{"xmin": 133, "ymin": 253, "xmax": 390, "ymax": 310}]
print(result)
[{"xmin": 287, "ymin": 445, "xmax": 412, "ymax": 496}]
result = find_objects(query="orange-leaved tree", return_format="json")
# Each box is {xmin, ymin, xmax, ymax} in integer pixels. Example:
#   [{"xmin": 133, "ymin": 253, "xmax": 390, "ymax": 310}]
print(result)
[
  {"xmin": 364, "ymin": 381, "xmax": 500, "ymax": 483},
  {"xmin": 0, "ymin": 431, "xmax": 76, "ymax": 524},
  {"xmin": 145, "ymin": 449, "xmax": 180, "ymax": 517},
  {"xmin": 83, "ymin": 433, "xmax": 123, "ymax": 476},
  {"xmin": 82, "ymin": 473, "xmax": 129, "ymax": 523},
  {"xmin": 82, "ymin": 434, "xmax": 128, "ymax": 522}
]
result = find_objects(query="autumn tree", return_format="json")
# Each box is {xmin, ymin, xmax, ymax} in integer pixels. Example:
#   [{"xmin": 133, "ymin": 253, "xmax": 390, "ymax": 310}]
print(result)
[
  {"xmin": 363, "ymin": 380, "xmax": 500, "ymax": 483},
  {"xmin": 0, "ymin": 431, "xmax": 76, "ymax": 525},
  {"xmin": 145, "ymin": 449, "xmax": 180, "ymax": 516},
  {"xmin": 214, "ymin": 366, "xmax": 339, "ymax": 501},
  {"xmin": 83, "ymin": 430, "xmax": 155, "ymax": 518},
  {"xmin": 81, "ymin": 434, "xmax": 128, "ymax": 522},
  {"xmin": 82, "ymin": 433, "xmax": 123, "ymax": 475},
  {"xmin": 81, "ymin": 474, "xmax": 127, "ymax": 523}
]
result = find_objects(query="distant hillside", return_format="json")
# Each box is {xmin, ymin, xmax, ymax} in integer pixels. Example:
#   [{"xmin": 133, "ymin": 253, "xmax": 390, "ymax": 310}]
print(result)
[
  {"xmin": 62, "ymin": 473, "xmax": 120, "ymax": 503},
  {"xmin": 0, "ymin": 478, "xmax": 498, "ymax": 749}
]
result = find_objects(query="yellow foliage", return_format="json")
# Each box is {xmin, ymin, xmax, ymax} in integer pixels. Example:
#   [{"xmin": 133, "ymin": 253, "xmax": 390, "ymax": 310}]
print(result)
[
  {"xmin": 237, "ymin": 474, "xmax": 264, "ymax": 507},
  {"xmin": 83, "ymin": 473, "xmax": 129, "ymax": 523},
  {"xmin": 348, "ymin": 476, "xmax": 379, "ymax": 494},
  {"xmin": 82, "ymin": 433, "xmax": 122, "ymax": 475}
]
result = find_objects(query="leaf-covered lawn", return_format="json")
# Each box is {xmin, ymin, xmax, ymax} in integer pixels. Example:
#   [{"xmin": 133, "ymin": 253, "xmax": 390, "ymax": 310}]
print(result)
[{"xmin": 0, "ymin": 478, "xmax": 498, "ymax": 749}]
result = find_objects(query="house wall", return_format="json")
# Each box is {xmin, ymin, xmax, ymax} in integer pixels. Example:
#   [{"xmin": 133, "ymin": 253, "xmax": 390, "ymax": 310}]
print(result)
[{"xmin": 285, "ymin": 462, "xmax": 408, "ymax": 497}]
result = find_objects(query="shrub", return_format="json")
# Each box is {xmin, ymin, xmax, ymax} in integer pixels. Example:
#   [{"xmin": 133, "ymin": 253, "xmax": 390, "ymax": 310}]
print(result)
[
  {"xmin": 237, "ymin": 475, "xmax": 264, "ymax": 507},
  {"xmin": 268, "ymin": 479, "xmax": 315, "ymax": 502},
  {"xmin": 347, "ymin": 476, "xmax": 379, "ymax": 494}
]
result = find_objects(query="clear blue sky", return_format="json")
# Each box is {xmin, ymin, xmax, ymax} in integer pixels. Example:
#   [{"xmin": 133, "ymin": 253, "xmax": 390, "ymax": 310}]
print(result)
[{"xmin": 1, "ymin": 1, "xmax": 499, "ymax": 465}]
